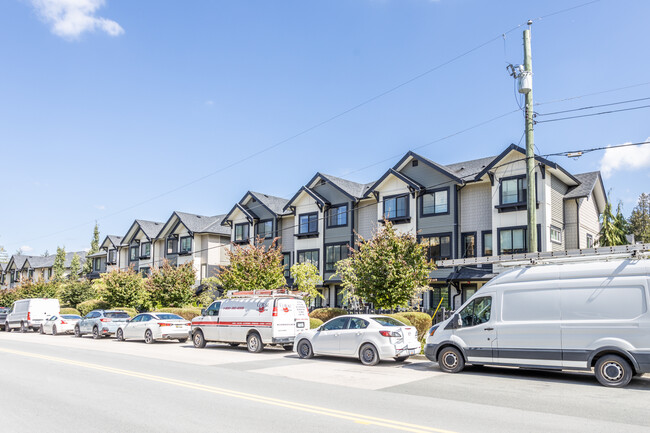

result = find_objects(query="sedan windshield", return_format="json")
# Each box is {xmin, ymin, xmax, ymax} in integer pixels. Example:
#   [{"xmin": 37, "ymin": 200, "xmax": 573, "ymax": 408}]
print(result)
[
  {"xmin": 105, "ymin": 312, "xmax": 131, "ymax": 319},
  {"xmin": 154, "ymin": 314, "xmax": 184, "ymax": 320},
  {"xmin": 371, "ymin": 316, "xmax": 405, "ymax": 327}
]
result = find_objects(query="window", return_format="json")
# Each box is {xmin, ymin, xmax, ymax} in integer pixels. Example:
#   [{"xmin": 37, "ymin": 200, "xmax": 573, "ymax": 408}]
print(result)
[
  {"xmin": 325, "ymin": 244, "xmax": 348, "ymax": 272},
  {"xmin": 166, "ymin": 238, "xmax": 178, "ymax": 255},
  {"xmin": 108, "ymin": 249, "xmax": 117, "ymax": 263},
  {"xmin": 482, "ymin": 231, "xmax": 493, "ymax": 256},
  {"xmin": 140, "ymin": 267, "xmax": 150, "ymax": 277},
  {"xmin": 234, "ymin": 223, "xmax": 249, "ymax": 242},
  {"xmin": 322, "ymin": 316, "xmax": 349, "ymax": 331},
  {"xmin": 429, "ymin": 286, "xmax": 451, "ymax": 311},
  {"xmin": 421, "ymin": 188, "xmax": 449, "ymax": 216},
  {"xmin": 314, "ymin": 289, "xmax": 324, "ymax": 308},
  {"xmin": 93, "ymin": 258, "xmax": 101, "ymax": 272},
  {"xmin": 335, "ymin": 286, "xmax": 345, "ymax": 308},
  {"xmin": 550, "ymin": 226, "xmax": 562, "ymax": 244},
  {"xmin": 297, "ymin": 250, "xmax": 319, "ymax": 269},
  {"xmin": 180, "ymin": 237, "xmax": 192, "ymax": 254},
  {"xmin": 348, "ymin": 318, "xmax": 369, "ymax": 329},
  {"xmin": 461, "ymin": 233, "xmax": 476, "ymax": 258},
  {"xmin": 327, "ymin": 204, "xmax": 348, "ymax": 227},
  {"xmin": 255, "ymin": 220, "xmax": 273, "ymax": 238},
  {"xmin": 383, "ymin": 194, "xmax": 409, "ymax": 220},
  {"xmin": 420, "ymin": 234, "xmax": 452, "ymax": 261},
  {"xmin": 206, "ymin": 301, "xmax": 221, "ymax": 316},
  {"xmin": 501, "ymin": 176, "xmax": 527, "ymax": 205},
  {"xmin": 458, "ymin": 296, "xmax": 492, "ymax": 328},
  {"xmin": 499, "ymin": 228, "xmax": 526, "ymax": 254},
  {"xmin": 298, "ymin": 213, "xmax": 318, "ymax": 234},
  {"xmin": 129, "ymin": 246, "xmax": 138, "ymax": 262},
  {"xmin": 586, "ymin": 233, "xmax": 594, "ymax": 248},
  {"xmin": 282, "ymin": 253, "xmax": 291, "ymax": 279},
  {"xmin": 140, "ymin": 242, "xmax": 151, "ymax": 258}
]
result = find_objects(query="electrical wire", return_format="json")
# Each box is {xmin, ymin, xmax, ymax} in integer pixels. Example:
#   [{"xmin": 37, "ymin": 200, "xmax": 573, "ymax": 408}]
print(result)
[
  {"xmin": 536, "ymin": 104, "xmax": 650, "ymax": 123},
  {"xmin": 535, "ymin": 81, "xmax": 650, "ymax": 106},
  {"xmin": 536, "ymin": 96, "xmax": 650, "ymax": 116}
]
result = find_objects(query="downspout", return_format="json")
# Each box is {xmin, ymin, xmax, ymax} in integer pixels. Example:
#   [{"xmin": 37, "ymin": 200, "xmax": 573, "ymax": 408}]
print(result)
[{"xmin": 575, "ymin": 198, "xmax": 580, "ymax": 248}]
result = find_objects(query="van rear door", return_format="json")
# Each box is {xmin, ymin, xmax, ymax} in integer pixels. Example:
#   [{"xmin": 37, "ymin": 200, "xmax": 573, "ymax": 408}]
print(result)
[{"xmin": 274, "ymin": 299, "xmax": 308, "ymax": 337}]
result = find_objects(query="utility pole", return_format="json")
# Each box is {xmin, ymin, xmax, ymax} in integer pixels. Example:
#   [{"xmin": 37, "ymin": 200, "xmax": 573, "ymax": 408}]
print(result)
[{"xmin": 523, "ymin": 22, "xmax": 537, "ymax": 253}]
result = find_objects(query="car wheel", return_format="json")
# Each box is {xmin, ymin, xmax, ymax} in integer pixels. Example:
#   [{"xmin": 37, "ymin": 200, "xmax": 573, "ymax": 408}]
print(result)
[
  {"xmin": 246, "ymin": 332, "xmax": 264, "ymax": 353},
  {"xmin": 394, "ymin": 356, "xmax": 409, "ymax": 363},
  {"xmin": 283, "ymin": 344, "xmax": 294, "ymax": 351},
  {"xmin": 297, "ymin": 340, "xmax": 313, "ymax": 359},
  {"xmin": 116, "ymin": 328, "xmax": 124, "ymax": 341},
  {"xmin": 438, "ymin": 346, "xmax": 465, "ymax": 373},
  {"xmin": 144, "ymin": 329, "xmax": 155, "ymax": 344},
  {"xmin": 20, "ymin": 322, "xmax": 27, "ymax": 333},
  {"xmin": 92, "ymin": 326, "xmax": 100, "ymax": 340},
  {"xmin": 52, "ymin": 325, "xmax": 57, "ymax": 336},
  {"xmin": 595, "ymin": 355, "xmax": 633, "ymax": 388},
  {"xmin": 40, "ymin": 325, "xmax": 45, "ymax": 334},
  {"xmin": 359, "ymin": 343, "xmax": 380, "ymax": 366},
  {"xmin": 178, "ymin": 338, "xmax": 188, "ymax": 343},
  {"xmin": 193, "ymin": 330, "xmax": 206, "ymax": 348},
  {"xmin": 74, "ymin": 326, "xmax": 81, "ymax": 337}
]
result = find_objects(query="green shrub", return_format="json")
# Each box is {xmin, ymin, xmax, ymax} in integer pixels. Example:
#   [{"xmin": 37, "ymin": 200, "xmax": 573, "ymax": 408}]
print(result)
[
  {"xmin": 60, "ymin": 307, "xmax": 81, "ymax": 315},
  {"xmin": 393, "ymin": 312, "xmax": 432, "ymax": 340},
  {"xmin": 309, "ymin": 308, "xmax": 347, "ymax": 322},
  {"xmin": 77, "ymin": 299, "xmax": 110, "ymax": 316},
  {"xmin": 310, "ymin": 318, "xmax": 323, "ymax": 329},
  {"xmin": 59, "ymin": 281, "xmax": 96, "ymax": 309},
  {"xmin": 112, "ymin": 307, "xmax": 137, "ymax": 317},
  {"xmin": 386, "ymin": 313, "xmax": 412, "ymax": 326},
  {"xmin": 156, "ymin": 307, "xmax": 202, "ymax": 321}
]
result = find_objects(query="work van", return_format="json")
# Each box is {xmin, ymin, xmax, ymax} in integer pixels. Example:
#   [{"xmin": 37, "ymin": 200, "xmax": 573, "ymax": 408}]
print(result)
[
  {"xmin": 4, "ymin": 298, "xmax": 61, "ymax": 332},
  {"xmin": 191, "ymin": 292, "xmax": 310, "ymax": 352},
  {"xmin": 425, "ymin": 259, "xmax": 650, "ymax": 387}
]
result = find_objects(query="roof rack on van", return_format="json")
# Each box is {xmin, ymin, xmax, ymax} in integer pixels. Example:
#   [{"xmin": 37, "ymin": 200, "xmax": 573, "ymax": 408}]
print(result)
[
  {"xmin": 226, "ymin": 289, "xmax": 305, "ymax": 299},
  {"xmin": 435, "ymin": 242, "xmax": 650, "ymax": 268}
]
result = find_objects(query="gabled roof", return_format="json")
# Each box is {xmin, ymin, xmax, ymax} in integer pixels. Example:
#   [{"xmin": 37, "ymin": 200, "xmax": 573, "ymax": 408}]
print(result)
[
  {"xmin": 445, "ymin": 155, "xmax": 497, "ymax": 181},
  {"xmin": 393, "ymin": 151, "xmax": 465, "ymax": 184},
  {"xmin": 248, "ymin": 191, "xmax": 291, "ymax": 216},
  {"xmin": 283, "ymin": 186, "xmax": 330, "ymax": 211},
  {"xmin": 193, "ymin": 214, "xmax": 230, "ymax": 236},
  {"xmin": 363, "ymin": 168, "xmax": 424, "ymax": 198},
  {"xmin": 159, "ymin": 211, "xmax": 231, "ymax": 237},
  {"xmin": 24, "ymin": 255, "xmax": 55, "ymax": 269},
  {"xmin": 123, "ymin": 220, "xmax": 164, "ymax": 243},
  {"xmin": 87, "ymin": 251, "xmax": 107, "ymax": 259},
  {"xmin": 6, "ymin": 255, "xmax": 29, "ymax": 271},
  {"xmin": 107, "ymin": 235, "xmax": 123, "ymax": 248},
  {"xmin": 306, "ymin": 173, "xmax": 372, "ymax": 201},
  {"xmin": 565, "ymin": 171, "xmax": 607, "ymax": 213}
]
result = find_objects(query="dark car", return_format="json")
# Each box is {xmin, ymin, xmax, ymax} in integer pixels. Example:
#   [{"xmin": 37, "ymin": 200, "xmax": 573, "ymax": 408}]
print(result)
[{"xmin": 0, "ymin": 307, "xmax": 9, "ymax": 330}]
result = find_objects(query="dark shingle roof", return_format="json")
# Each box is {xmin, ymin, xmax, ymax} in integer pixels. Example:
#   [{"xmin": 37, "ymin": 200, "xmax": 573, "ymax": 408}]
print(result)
[
  {"xmin": 135, "ymin": 220, "xmax": 164, "ymax": 240},
  {"xmin": 318, "ymin": 174, "xmax": 372, "ymax": 199},
  {"xmin": 107, "ymin": 235, "xmax": 124, "ymax": 248},
  {"xmin": 198, "ymin": 214, "xmax": 231, "ymax": 235},
  {"xmin": 445, "ymin": 155, "xmax": 497, "ymax": 181},
  {"xmin": 248, "ymin": 192, "xmax": 291, "ymax": 215},
  {"xmin": 565, "ymin": 172, "xmax": 600, "ymax": 199},
  {"xmin": 174, "ymin": 212, "xmax": 222, "ymax": 234}
]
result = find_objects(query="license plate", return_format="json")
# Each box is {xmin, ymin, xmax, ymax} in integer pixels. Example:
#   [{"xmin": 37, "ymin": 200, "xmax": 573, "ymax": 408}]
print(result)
[
  {"xmin": 408, "ymin": 349, "xmax": 418, "ymax": 355},
  {"xmin": 176, "ymin": 325, "xmax": 184, "ymax": 328},
  {"xmin": 296, "ymin": 322, "xmax": 305, "ymax": 328}
]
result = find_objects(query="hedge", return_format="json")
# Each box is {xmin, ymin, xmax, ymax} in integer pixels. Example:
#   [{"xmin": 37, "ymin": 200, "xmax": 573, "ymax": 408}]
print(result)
[
  {"xmin": 112, "ymin": 307, "xmax": 138, "ymax": 317},
  {"xmin": 392, "ymin": 312, "xmax": 432, "ymax": 340},
  {"xmin": 309, "ymin": 308, "xmax": 347, "ymax": 323},
  {"xmin": 310, "ymin": 318, "xmax": 323, "ymax": 329},
  {"xmin": 156, "ymin": 307, "xmax": 203, "ymax": 321},
  {"xmin": 60, "ymin": 307, "xmax": 81, "ymax": 316},
  {"xmin": 386, "ymin": 314, "xmax": 412, "ymax": 326},
  {"xmin": 77, "ymin": 299, "xmax": 110, "ymax": 316}
]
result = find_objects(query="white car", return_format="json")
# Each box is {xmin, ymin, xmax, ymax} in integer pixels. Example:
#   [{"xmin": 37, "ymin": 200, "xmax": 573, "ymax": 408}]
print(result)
[
  {"xmin": 40, "ymin": 314, "xmax": 82, "ymax": 335},
  {"xmin": 116, "ymin": 312, "xmax": 191, "ymax": 344},
  {"xmin": 294, "ymin": 314, "xmax": 421, "ymax": 366}
]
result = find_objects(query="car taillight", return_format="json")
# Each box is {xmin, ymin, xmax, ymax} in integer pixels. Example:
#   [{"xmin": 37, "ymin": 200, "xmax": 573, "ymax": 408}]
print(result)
[
  {"xmin": 185, "ymin": 322, "xmax": 191, "ymax": 327},
  {"xmin": 100, "ymin": 318, "xmax": 112, "ymax": 322},
  {"xmin": 158, "ymin": 323, "xmax": 172, "ymax": 327},
  {"xmin": 27, "ymin": 312, "xmax": 31, "ymax": 321},
  {"xmin": 379, "ymin": 330, "xmax": 401, "ymax": 338}
]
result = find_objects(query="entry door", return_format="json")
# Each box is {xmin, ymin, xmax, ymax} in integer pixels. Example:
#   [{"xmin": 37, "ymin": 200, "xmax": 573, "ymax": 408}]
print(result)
[
  {"xmin": 454, "ymin": 294, "xmax": 496, "ymax": 363},
  {"xmin": 311, "ymin": 317, "xmax": 349, "ymax": 355}
]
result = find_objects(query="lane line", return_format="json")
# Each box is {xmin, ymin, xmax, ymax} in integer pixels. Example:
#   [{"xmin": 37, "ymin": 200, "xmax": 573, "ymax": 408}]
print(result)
[{"xmin": 0, "ymin": 347, "xmax": 457, "ymax": 433}]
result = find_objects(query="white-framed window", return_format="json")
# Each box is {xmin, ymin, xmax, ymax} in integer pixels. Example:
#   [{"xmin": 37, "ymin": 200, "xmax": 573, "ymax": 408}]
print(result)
[
  {"xmin": 550, "ymin": 226, "xmax": 562, "ymax": 244},
  {"xmin": 586, "ymin": 233, "xmax": 594, "ymax": 248}
]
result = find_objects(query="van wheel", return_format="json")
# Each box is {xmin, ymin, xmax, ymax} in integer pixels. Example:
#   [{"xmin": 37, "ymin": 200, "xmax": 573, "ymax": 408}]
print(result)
[
  {"xmin": 438, "ymin": 346, "xmax": 465, "ymax": 373},
  {"xmin": 595, "ymin": 355, "xmax": 633, "ymax": 388},
  {"xmin": 246, "ymin": 332, "xmax": 264, "ymax": 353},
  {"xmin": 193, "ymin": 330, "xmax": 206, "ymax": 348},
  {"xmin": 92, "ymin": 326, "xmax": 100, "ymax": 339},
  {"xmin": 297, "ymin": 340, "xmax": 313, "ymax": 359},
  {"xmin": 4, "ymin": 323, "xmax": 10, "ymax": 332},
  {"xmin": 74, "ymin": 326, "xmax": 81, "ymax": 337}
]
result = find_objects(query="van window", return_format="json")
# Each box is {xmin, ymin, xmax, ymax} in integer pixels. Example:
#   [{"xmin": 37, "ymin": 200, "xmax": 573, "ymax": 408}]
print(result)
[
  {"xmin": 561, "ymin": 286, "xmax": 646, "ymax": 320},
  {"xmin": 459, "ymin": 296, "xmax": 492, "ymax": 327},
  {"xmin": 502, "ymin": 289, "xmax": 560, "ymax": 321},
  {"xmin": 206, "ymin": 302, "xmax": 221, "ymax": 316}
]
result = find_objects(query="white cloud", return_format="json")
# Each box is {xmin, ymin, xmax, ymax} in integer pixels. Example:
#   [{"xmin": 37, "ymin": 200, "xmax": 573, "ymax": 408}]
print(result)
[
  {"xmin": 600, "ymin": 139, "xmax": 650, "ymax": 179},
  {"xmin": 30, "ymin": 0, "xmax": 124, "ymax": 40},
  {"xmin": 205, "ymin": 100, "xmax": 214, "ymax": 106},
  {"xmin": 95, "ymin": 204, "xmax": 106, "ymax": 210},
  {"xmin": 21, "ymin": 245, "xmax": 34, "ymax": 253}
]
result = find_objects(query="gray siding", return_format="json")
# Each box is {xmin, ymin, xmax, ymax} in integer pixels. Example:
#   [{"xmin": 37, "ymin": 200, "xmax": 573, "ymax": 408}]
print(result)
[
  {"xmin": 564, "ymin": 199, "xmax": 579, "ymax": 250},
  {"xmin": 356, "ymin": 200, "xmax": 378, "ymax": 239},
  {"xmin": 550, "ymin": 174, "xmax": 568, "ymax": 251}
]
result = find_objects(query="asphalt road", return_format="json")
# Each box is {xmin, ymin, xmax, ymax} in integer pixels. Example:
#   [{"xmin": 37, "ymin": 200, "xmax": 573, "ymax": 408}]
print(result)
[{"xmin": 1, "ymin": 332, "xmax": 649, "ymax": 433}]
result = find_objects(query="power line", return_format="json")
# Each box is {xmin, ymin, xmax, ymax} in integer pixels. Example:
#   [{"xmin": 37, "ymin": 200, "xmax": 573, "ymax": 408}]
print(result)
[
  {"xmin": 546, "ymin": 140, "xmax": 650, "ymax": 157},
  {"xmin": 535, "ymin": 81, "xmax": 650, "ymax": 106},
  {"xmin": 536, "ymin": 96, "xmax": 650, "ymax": 116},
  {"xmin": 536, "ymin": 104, "xmax": 650, "ymax": 123}
]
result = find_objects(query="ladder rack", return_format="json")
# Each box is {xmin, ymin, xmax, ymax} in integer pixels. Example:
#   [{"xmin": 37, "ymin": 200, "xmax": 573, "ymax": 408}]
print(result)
[
  {"xmin": 227, "ymin": 289, "xmax": 305, "ymax": 299},
  {"xmin": 435, "ymin": 243, "xmax": 650, "ymax": 268}
]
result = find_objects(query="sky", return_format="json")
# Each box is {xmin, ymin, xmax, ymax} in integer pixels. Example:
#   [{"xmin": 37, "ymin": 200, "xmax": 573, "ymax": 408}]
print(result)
[{"xmin": 1, "ymin": 0, "xmax": 649, "ymax": 256}]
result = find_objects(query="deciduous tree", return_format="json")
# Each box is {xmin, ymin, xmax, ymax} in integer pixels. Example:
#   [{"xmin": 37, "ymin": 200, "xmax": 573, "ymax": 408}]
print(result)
[
  {"xmin": 101, "ymin": 268, "xmax": 147, "ymax": 309},
  {"xmin": 145, "ymin": 261, "xmax": 196, "ymax": 307},
  {"xmin": 629, "ymin": 193, "xmax": 650, "ymax": 243},
  {"xmin": 217, "ymin": 238, "xmax": 285, "ymax": 293},
  {"xmin": 290, "ymin": 262, "xmax": 323, "ymax": 305}
]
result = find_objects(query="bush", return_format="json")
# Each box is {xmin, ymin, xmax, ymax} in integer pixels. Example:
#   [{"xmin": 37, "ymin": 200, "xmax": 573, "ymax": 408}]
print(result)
[
  {"xmin": 387, "ymin": 313, "xmax": 412, "ymax": 326},
  {"xmin": 60, "ymin": 307, "xmax": 81, "ymax": 315},
  {"xmin": 309, "ymin": 308, "xmax": 347, "ymax": 322},
  {"xmin": 101, "ymin": 269, "xmax": 148, "ymax": 310},
  {"xmin": 156, "ymin": 307, "xmax": 203, "ymax": 321},
  {"xmin": 0, "ymin": 288, "xmax": 20, "ymax": 308},
  {"xmin": 59, "ymin": 281, "xmax": 96, "ymax": 309},
  {"xmin": 145, "ymin": 261, "xmax": 196, "ymax": 308},
  {"xmin": 112, "ymin": 307, "xmax": 137, "ymax": 317},
  {"xmin": 78, "ymin": 299, "xmax": 110, "ymax": 316},
  {"xmin": 392, "ymin": 312, "xmax": 432, "ymax": 340},
  {"xmin": 310, "ymin": 318, "xmax": 323, "ymax": 329}
]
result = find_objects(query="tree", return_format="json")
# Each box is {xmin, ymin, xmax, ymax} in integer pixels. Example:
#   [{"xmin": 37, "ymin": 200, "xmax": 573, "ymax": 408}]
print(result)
[
  {"xmin": 336, "ymin": 220, "xmax": 433, "ymax": 310},
  {"xmin": 290, "ymin": 262, "xmax": 323, "ymax": 305},
  {"xmin": 217, "ymin": 238, "xmax": 286, "ymax": 293},
  {"xmin": 69, "ymin": 253, "xmax": 81, "ymax": 281},
  {"xmin": 14, "ymin": 248, "xmax": 23, "ymax": 256},
  {"xmin": 52, "ymin": 246, "xmax": 66, "ymax": 281},
  {"xmin": 59, "ymin": 280, "xmax": 97, "ymax": 308},
  {"xmin": 629, "ymin": 193, "xmax": 650, "ymax": 243},
  {"xmin": 100, "ymin": 268, "xmax": 147, "ymax": 309},
  {"xmin": 42, "ymin": 250, "xmax": 50, "ymax": 257},
  {"xmin": 599, "ymin": 202, "xmax": 628, "ymax": 246},
  {"xmin": 145, "ymin": 261, "xmax": 196, "ymax": 307},
  {"xmin": 83, "ymin": 223, "xmax": 101, "ymax": 275},
  {"xmin": 0, "ymin": 245, "xmax": 8, "ymax": 263}
]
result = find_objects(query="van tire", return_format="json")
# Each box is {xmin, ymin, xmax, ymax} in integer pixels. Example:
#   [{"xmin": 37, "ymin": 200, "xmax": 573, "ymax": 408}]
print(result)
[
  {"xmin": 297, "ymin": 340, "xmax": 313, "ymax": 359},
  {"xmin": 394, "ymin": 356, "xmax": 409, "ymax": 362},
  {"xmin": 359, "ymin": 343, "xmax": 380, "ymax": 366},
  {"xmin": 594, "ymin": 354, "xmax": 633, "ymax": 388},
  {"xmin": 74, "ymin": 326, "xmax": 81, "ymax": 337},
  {"xmin": 193, "ymin": 330, "xmax": 206, "ymax": 348},
  {"xmin": 438, "ymin": 346, "xmax": 465, "ymax": 373},
  {"xmin": 246, "ymin": 332, "xmax": 264, "ymax": 353}
]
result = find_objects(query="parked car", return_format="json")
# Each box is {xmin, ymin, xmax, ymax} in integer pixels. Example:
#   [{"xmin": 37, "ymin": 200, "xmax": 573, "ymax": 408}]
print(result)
[
  {"xmin": 0, "ymin": 307, "xmax": 9, "ymax": 330},
  {"xmin": 4, "ymin": 298, "xmax": 60, "ymax": 332},
  {"xmin": 116, "ymin": 312, "xmax": 191, "ymax": 343},
  {"xmin": 40, "ymin": 314, "xmax": 82, "ymax": 335},
  {"xmin": 425, "ymin": 259, "xmax": 650, "ymax": 388},
  {"xmin": 191, "ymin": 294, "xmax": 310, "ymax": 352},
  {"xmin": 74, "ymin": 310, "xmax": 131, "ymax": 339},
  {"xmin": 294, "ymin": 314, "xmax": 421, "ymax": 366}
]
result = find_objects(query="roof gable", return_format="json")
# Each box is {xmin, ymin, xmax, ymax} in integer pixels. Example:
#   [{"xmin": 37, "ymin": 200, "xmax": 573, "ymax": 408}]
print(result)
[
  {"xmin": 394, "ymin": 151, "xmax": 465, "ymax": 184},
  {"xmin": 363, "ymin": 169, "xmax": 424, "ymax": 198},
  {"xmin": 283, "ymin": 186, "xmax": 330, "ymax": 211}
]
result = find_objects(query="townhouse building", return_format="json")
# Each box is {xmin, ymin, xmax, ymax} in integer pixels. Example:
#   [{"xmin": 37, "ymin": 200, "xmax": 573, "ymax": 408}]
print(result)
[
  {"xmin": 2, "ymin": 252, "xmax": 87, "ymax": 288},
  {"xmin": 119, "ymin": 220, "xmax": 165, "ymax": 275}
]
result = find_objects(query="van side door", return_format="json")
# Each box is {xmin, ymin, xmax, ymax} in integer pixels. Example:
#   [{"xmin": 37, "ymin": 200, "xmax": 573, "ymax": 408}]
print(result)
[
  {"xmin": 454, "ymin": 294, "xmax": 496, "ymax": 364},
  {"xmin": 202, "ymin": 301, "xmax": 221, "ymax": 341}
]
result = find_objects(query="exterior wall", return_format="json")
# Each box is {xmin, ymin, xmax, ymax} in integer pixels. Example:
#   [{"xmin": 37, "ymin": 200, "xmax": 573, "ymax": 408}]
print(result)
[
  {"xmin": 549, "ymin": 174, "xmax": 568, "ymax": 251},
  {"xmin": 564, "ymin": 199, "xmax": 579, "ymax": 250},
  {"xmin": 579, "ymin": 192, "xmax": 601, "ymax": 247},
  {"xmin": 374, "ymin": 176, "xmax": 416, "ymax": 235},
  {"xmin": 356, "ymin": 199, "xmax": 378, "ymax": 240},
  {"xmin": 280, "ymin": 215, "xmax": 294, "ymax": 253},
  {"xmin": 229, "ymin": 209, "xmax": 252, "ymax": 245},
  {"xmin": 292, "ymin": 193, "xmax": 323, "ymax": 272},
  {"xmin": 459, "ymin": 181, "xmax": 492, "ymax": 256}
]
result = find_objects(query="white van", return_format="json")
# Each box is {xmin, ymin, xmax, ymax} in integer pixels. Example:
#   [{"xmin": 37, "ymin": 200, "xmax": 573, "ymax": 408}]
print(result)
[
  {"xmin": 191, "ymin": 294, "xmax": 310, "ymax": 352},
  {"xmin": 425, "ymin": 259, "xmax": 650, "ymax": 387},
  {"xmin": 5, "ymin": 298, "xmax": 61, "ymax": 332}
]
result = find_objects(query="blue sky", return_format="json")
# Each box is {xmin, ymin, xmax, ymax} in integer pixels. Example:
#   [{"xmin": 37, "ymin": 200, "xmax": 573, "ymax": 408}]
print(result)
[{"xmin": 1, "ymin": 0, "xmax": 649, "ymax": 256}]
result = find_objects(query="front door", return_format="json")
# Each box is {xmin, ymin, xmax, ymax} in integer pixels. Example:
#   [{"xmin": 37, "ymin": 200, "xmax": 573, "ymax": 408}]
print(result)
[
  {"xmin": 338, "ymin": 317, "xmax": 369, "ymax": 355},
  {"xmin": 202, "ymin": 301, "xmax": 221, "ymax": 341},
  {"xmin": 311, "ymin": 317, "xmax": 349, "ymax": 355},
  {"xmin": 454, "ymin": 294, "xmax": 496, "ymax": 363},
  {"xmin": 125, "ymin": 315, "xmax": 142, "ymax": 339}
]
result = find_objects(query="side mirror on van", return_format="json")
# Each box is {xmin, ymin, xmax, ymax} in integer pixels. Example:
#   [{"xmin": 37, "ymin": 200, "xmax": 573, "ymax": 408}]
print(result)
[{"xmin": 201, "ymin": 309, "xmax": 206, "ymax": 316}]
